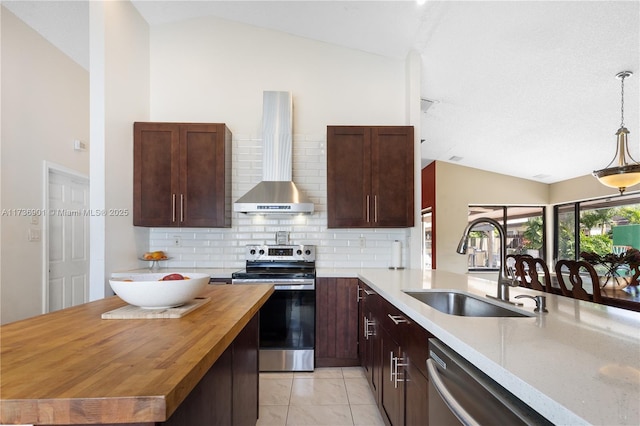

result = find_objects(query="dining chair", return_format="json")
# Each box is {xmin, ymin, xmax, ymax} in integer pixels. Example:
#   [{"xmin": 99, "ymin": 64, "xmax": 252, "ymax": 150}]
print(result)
[
  {"xmin": 628, "ymin": 263, "xmax": 640, "ymax": 286},
  {"xmin": 554, "ymin": 259, "xmax": 603, "ymax": 303},
  {"xmin": 516, "ymin": 257, "xmax": 551, "ymax": 293},
  {"xmin": 505, "ymin": 254, "xmax": 532, "ymax": 286}
]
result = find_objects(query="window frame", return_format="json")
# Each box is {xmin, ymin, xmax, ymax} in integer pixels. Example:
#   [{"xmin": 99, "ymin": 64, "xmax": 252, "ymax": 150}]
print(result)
[
  {"xmin": 466, "ymin": 205, "xmax": 547, "ymax": 272},
  {"xmin": 553, "ymin": 193, "xmax": 640, "ymax": 263}
]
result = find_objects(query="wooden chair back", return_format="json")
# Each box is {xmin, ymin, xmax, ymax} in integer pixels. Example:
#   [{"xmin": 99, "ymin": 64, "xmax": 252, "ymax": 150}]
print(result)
[
  {"xmin": 505, "ymin": 254, "xmax": 532, "ymax": 284},
  {"xmin": 517, "ymin": 257, "xmax": 551, "ymax": 293},
  {"xmin": 630, "ymin": 264, "xmax": 640, "ymax": 286},
  {"xmin": 554, "ymin": 259, "xmax": 603, "ymax": 303}
]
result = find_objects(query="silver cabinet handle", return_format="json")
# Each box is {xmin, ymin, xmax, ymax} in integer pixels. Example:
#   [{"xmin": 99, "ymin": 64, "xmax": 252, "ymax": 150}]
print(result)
[
  {"xmin": 394, "ymin": 355, "xmax": 407, "ymax": 388},
  {"xmin": 427, "ymin": 359, "xmax": 480, "ymax": 426},
  {"xmin": 363, "ymin": 317, "xmax": 370, "ymax": 340},
  {"xmin": 388, "ymin": 314, "xmax": 408, "ymax": 325},
  {"xmin": 357, "ymin": 286, "xmax": 362, "ymax": 302},
  {"xmin": 390, "ymin": 352, "xmax": 407, "ymax": 388},
  {"xmin": 390, "ymin": 351, "xmax": 395, "ymax": 383},
  {"xmin": 374, "ymin": 195, "xmax": 378, "ymax": 223},
  {"xmin": 363, "ymin": 316, "xmax": 368, "ymax": 340},
  {"xmin": 363, "ymin": 316, "xmax": 375, "ymax": 339},
  {"xmin": 366, "ymin": 195, "xmax": 371, "ymax": 222},
  {"xmin": 180, "ymin": 194, "xmax": 184, "ymax": 222},
  {"xmin": 172, "ymin": 194, "xmax": 176, "ymax": 222},
  {"xmin": 363, "ymin": 289, "xmax": 375, "ymax": 296}
]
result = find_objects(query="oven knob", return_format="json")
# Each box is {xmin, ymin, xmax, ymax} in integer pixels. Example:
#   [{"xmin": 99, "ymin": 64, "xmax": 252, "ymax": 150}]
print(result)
[
  {"xmin": 305, "ymin": 249, "xmax": 311, "ymax": 255},
  {"xmin": 296, "ymin": 249, "xmax": 302, "ymax": 255},
  {"xmin": 259, "ymin": 249, "xmax": 265, "ymax": 255},
  {"xmin": 249, "ymin": 249, "xmax": 256, "ymax": 255}
]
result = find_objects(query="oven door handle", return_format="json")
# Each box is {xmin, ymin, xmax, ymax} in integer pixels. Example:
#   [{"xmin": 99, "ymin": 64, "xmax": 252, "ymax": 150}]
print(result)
[
  {"xmin": 274, "ymin": 283, "xmax": 315, "ymax": 290},
  {"xmin": 232, "ymin": 279, "xmax": 315, "ymax": 290}
]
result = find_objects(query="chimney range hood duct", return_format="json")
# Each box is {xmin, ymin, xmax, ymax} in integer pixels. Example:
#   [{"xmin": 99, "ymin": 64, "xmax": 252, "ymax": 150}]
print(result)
[{"xmin": 234, "ymin": 91, "xmax": 314, "ymax": 215}]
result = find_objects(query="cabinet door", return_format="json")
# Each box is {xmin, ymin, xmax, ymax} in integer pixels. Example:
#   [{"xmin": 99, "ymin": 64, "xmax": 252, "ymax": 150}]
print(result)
[
  {"xmin": 358, "ymin": 284, "xmax": 370, "ymax": 374},
  {"xmin": 179, "ymin": 124, "xmax": 231, "ymax": 227},
  {"xmin": 405, "ymin": 359, "xmax": 429, "ymax": 426},
  {"xmin": 161, "ymin": 343, "xmax": 233, "ymax": 426},
  {"xmin": 316, "ymin": 278, "xmax": 360, "ymax": 367},
  {"xmin": 134, "ymin": 122, "xmax": 231, "ymax": 228},
  {"xmin": 327, "ymin": 125, "xmax": 414, "ymax": 228},
  {"xmin": 232, "ymin": 314, "xmax": 259, "ymax": 426},
  {"xmin": 134, "ymin": 122, "xmax": 180, "ymax": 226},
  {"xmin": 371, "ymin": 126, "xmax": 414, "ymax": 227},
  {"xmin": 358, "ymin": 282, "xmax": 382, "ymax": 403},
  {"xmin": 327, "ymin": 126, "xmax": 372, "ymax": 228},
  {"xmin": 380, "ymin": 326, "xmax": 404, "ymax": 426}
]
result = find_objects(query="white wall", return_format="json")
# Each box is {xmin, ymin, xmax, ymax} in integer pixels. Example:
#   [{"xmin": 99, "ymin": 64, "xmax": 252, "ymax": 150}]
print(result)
[
  {"xmin": 1, "ymin": 7, "xmax": 89, "ymax": 323},
  {"xmin": 102, "ymin": 1, "xmax": 150, "ymax": 296},
  {"xmin": 146, "ymin": 16, "xmax": 415, "ymax": 270},
  {"xmin": 549, "ymin": 174, "xmax": 636, "ymax": 204}
]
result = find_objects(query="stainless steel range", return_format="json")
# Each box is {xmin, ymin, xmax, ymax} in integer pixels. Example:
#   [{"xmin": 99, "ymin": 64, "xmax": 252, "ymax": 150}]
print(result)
[{"xmin": 232, "ymin": 244, "xmax": 316, "ymax": 372}]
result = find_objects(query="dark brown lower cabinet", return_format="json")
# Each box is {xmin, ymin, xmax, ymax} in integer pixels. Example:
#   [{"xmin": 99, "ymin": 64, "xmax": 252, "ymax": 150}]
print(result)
[
  {"xmin": 359, "ymin": 282, "xmax": 383, "ymax": 403},
  {"xmin": 358, "ymin": 280, "xmax": 431, "ymax": 426},
  {"xmin": 163, "ymin": 314, "xmax": 259, "ymax": 426},
  {"xmin": 163, "ymin": 345, "xmax": 233, "ymax": 426},
  {"xmin": 316, "ymin": 278, "xmax": 360, "ymax": 367},
  {"xmin": 380, "ymin": 326, "xmax": 405, "ymax": 426},
  {"xmin": 405, "ymin": 359, "xmax": 429, "ymax": 426},
  {"xmin": 232, "ymin": 314, "xmax": 259, "ymax": 426}
]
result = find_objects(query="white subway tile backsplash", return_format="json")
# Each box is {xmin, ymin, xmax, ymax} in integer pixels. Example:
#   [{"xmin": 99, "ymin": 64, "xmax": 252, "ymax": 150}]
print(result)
[{"xmin": 150, "ymin": 134, "xmax": 410, "ymax": 269}]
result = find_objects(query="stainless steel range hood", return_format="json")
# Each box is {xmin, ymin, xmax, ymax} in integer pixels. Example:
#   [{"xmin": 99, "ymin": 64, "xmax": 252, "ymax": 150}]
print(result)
[{"xmin": 234, "ymin": 91, "xmax": 314, "ymax": 215}]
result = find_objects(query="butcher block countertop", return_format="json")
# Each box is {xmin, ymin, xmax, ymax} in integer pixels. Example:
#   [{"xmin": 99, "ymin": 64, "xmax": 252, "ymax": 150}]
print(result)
[{"xmin": 0, "ymin": 284, "xmax": 274, "ymax": 425}]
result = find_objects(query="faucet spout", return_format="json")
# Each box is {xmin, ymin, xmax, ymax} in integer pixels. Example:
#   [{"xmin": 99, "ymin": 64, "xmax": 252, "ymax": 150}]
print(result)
[{"xmin": 457, "ymin": 217, "xmax": 516, "ymax": 302}]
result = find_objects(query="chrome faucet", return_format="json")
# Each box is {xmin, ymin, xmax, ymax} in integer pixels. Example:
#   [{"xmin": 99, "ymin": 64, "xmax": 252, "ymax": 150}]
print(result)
[{"xmin": 456, "ymin": 217, "xmax": 518, "ymax": 303}]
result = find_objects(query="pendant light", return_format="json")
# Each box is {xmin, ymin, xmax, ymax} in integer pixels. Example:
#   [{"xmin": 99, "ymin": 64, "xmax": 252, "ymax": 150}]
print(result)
[{"xmin": 593, "ymin": 71, "xmax": 640, "ymax": 195}]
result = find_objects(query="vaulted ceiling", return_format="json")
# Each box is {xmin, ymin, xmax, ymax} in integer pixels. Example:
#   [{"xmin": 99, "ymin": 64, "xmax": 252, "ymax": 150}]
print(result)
[{"xmin": 5, "ymin": 1, "xmax": 639, "ymax": 184}]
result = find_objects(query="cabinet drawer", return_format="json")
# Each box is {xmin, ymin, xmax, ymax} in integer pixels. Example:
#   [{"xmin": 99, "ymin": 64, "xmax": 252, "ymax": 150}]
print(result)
[
  {"xmin": 402, "ymin": 320, "xmax": 430, "ymax": 379},
  {"xmin": 378, "ymin": 298, "xmax": 431, "ymax": 379},
  {"xmin": 378, "ymin": 298, "xmax": 409, "ymax": 334}
]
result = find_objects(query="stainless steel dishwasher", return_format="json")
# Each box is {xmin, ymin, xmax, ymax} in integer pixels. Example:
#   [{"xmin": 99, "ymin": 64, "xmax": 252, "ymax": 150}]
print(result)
[{"xmin": 427, "ymin": 339, "xmax": 553, "ymax": 425}]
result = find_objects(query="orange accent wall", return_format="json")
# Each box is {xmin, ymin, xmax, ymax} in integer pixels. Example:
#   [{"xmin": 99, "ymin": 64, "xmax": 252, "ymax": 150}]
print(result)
[{"xmin": 422, "ymin": 162, "xmax": 436, "ymax": 210}]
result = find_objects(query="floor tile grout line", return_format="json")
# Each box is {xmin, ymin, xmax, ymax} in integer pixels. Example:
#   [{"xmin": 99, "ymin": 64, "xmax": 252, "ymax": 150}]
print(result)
[
  {"xmin": 286, "ymin": 374, "xmax": 293, "ymax": 425},
  {"xmin": 258, "ymin": 367, "xmax": 380, "ymax": 425}
]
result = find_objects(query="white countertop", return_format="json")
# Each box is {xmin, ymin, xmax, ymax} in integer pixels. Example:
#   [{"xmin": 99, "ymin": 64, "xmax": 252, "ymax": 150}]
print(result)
[
  {"xmin": 353, "ymin": 268, "xmax": 640, "ymax": 426},
  {"xmin": 113, "ymin": 267, "xmax": 639, "ymax": 424}
]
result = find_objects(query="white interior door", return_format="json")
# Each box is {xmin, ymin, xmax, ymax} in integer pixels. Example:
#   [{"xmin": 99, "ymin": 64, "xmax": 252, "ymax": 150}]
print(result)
[{"xmin": 48, "ymin": 169, "xmax": 90, "ymax": 312}]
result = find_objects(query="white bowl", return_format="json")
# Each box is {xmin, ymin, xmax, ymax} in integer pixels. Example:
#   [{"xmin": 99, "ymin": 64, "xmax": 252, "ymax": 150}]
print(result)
[{"xmin": 109, "ymin": 272, "xmax": 210, "ymax": 309}]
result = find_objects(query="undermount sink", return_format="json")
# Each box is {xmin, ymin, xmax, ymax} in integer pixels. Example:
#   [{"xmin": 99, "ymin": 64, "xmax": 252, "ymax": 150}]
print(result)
[{"xmin": 403, "ymin": 290, "xmax": 533, "ymax": 318}]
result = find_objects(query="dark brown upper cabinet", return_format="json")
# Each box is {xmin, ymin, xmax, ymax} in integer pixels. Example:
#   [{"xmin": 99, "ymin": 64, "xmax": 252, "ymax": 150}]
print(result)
[
  {"xmin": 327, "ymin": 126, "xmax": 414, "ymax": 228},
  {"xmin": 133, "ymin": 122, "xmax": 232, "ymax": 227}
]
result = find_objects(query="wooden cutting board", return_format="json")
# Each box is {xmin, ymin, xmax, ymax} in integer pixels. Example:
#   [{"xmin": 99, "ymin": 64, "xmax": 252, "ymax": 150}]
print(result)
[{"xmin": 101, "ymin": 297, "xmax": 210, "ymax": 319}]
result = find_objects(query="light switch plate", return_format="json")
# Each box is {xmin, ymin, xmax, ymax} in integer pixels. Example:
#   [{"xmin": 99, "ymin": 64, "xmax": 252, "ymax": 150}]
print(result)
[{"xmin": 28, "ymin": 228, "xmax": 41, "ymax": 242}]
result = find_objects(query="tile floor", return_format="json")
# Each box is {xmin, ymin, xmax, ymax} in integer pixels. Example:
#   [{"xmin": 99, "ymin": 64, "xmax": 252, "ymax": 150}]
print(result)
[{"xmin": 257, "ymin": 367, "xmax": 385, "ymax": 426}]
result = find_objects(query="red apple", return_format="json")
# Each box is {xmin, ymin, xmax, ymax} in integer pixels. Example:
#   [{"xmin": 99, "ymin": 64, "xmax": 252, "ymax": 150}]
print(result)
[{"xmin": 160, "ymin": 273, "xmax": 184, "ymax": 281}]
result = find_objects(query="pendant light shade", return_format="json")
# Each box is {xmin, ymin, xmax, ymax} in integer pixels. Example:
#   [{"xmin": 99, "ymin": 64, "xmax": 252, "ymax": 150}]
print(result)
[{"xmin": 593, "ymin": 71, "xmax": 640, "ymax": 194}]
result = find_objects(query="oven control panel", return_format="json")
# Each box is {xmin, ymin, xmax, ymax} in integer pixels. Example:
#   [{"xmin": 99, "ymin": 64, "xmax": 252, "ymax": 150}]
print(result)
[{"xmin": 245, "ymin": 244, "xmax": 315, "ymax": 262}]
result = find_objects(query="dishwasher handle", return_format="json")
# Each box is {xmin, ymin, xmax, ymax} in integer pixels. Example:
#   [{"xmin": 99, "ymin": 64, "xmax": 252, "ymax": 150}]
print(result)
[{"xmin": 427, "ymin": 359, "xmax": 481, "ymax": 426}]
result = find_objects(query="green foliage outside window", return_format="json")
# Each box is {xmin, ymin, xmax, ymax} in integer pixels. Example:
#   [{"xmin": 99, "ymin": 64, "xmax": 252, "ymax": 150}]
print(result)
[
  {"xmin": 522, "ymin": 217, "xmax": 543, "ymax": 250},
  {"xmin": 580, "ymin": 234, "xmax": 612, "ymax": 256},
  {"xmin": 618, "ymin": 207, "xmax": 640, "ymax": 224},
  {"xmin": 558, "ymin": 215, "xmax": 576, "ymax": 260},
  {"xmin": 580, "ymin": 209, "xmax": 614, "ymax": 235},
  {"xmin": 560, "ymin": 204, "xmax": 640, "ymax": 261}
]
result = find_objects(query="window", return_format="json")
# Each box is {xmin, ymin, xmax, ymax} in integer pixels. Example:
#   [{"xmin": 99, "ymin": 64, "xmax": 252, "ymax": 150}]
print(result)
[
  {"xmin": 554, "ymin": 193, "xmax": 640, "ymax": 263},
  {"xmin": 465, "ymin": 206, "xmax": 546, "ymax": 271}
]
